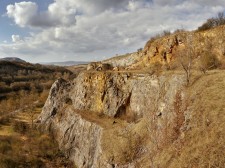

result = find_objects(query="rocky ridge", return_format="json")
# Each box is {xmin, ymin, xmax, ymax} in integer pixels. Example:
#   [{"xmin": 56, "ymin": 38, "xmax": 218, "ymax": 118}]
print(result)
[{"xmin": 98, "ymin": 26, "xmax": 225, "ymax": 71}]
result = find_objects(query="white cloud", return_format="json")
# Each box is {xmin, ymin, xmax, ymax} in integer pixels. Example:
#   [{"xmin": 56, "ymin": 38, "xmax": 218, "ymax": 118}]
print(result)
[
  {"xmin": 6, "ymin": 1, "xmax": 76, "ymax": 28},
  {"xmin": 2, "ymin": 0, "xmax": 225, "ymax": 62},
  {"xmin": 7, "ymin": 1, "xmax": 37, "ymax": 27},
  {"xmin": 67, "ymin": 0, "xmax": 130, "ymax": 14},
  {"xmin": 12, "ymin": 35, "xmax": 21, "ymax": 43}
]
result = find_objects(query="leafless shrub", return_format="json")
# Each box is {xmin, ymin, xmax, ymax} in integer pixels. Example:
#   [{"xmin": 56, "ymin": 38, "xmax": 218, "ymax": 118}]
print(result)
[
  {"xmin": 175, "ymin": 35, "xmax": 196, "ymax": 85},
  {"xmin": 174, "ymin": 28, "xmax": 186, "ymax": 33},
  {"xmin": 162, "ymin": 30, "xmax": 171, "ymax": 36},
  {"xmin": 137, "ymin": 48, "xmax": 143, "ymax": 53},
  {"xmin": 199, "ymin": 51, "xmax": 219, "ymax": 74},
  {"xmin": 197, "ymin": 38, "xmax": 220, "ymax": 74},
  {"xmin": 148, "ymin": 30, "xmax": 172, "ymax": 44},
  {"xmin": 198, "ymin": 12, "xmax": 225, "ymax": 31}
]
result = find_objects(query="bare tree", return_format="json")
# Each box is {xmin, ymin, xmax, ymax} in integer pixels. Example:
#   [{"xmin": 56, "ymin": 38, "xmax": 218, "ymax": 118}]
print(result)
[{"xmin": 176, "ymin": 35, "xmax": 196, "ymax": 85}]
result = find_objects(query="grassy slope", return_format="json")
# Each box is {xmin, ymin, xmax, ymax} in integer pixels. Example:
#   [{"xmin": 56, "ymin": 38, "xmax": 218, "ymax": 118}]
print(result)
[{"xmin": 151, "ymin": 70, "xmax": 225, "ymax": 168}]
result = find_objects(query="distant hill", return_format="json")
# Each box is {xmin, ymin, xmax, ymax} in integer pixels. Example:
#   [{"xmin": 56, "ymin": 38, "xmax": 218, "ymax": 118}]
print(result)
[
  {"xmin": 41, "ymin": 61, "xmax": 89, "ymax": 66},
  {"xmin": 0, "ymin": 58, "xmax": 89, "ymax": 66},
  {"xmin": 0, "ymin": 60, "xmax": 73, "ymax": 100},
  {"xmin": 0, "ymin": 57, "xmax": 26, "ymax": 63}
]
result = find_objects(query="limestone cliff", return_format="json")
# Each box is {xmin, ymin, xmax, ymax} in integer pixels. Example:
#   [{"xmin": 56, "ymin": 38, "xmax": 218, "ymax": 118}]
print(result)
[
  {"xmin": 38, "ymin": 71, "xmax": 186, "ymax": 167},
  {"xmin": 37, "ymin": 26, "xmax": 225, "ymax": 168}
]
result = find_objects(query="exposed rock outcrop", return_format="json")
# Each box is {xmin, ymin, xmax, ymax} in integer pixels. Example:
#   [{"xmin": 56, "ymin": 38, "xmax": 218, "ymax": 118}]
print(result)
[
  {"xmin": 102, "ymin": 52, "xmax": 143, "ymax": 68},
  {"xmin": 87, "ymin": 62, "xmax": 112, "ymax": 71},
  {"xmin": 96, "ymin": 26, "xmax": 225, "ymax": 70},
  {"xmin": 38, "ymin": 71, "xmax": 186, "ymax": 167},
  {"xmin": 38, "ymin": 26, "xmax": 225, "ymax": 167}
]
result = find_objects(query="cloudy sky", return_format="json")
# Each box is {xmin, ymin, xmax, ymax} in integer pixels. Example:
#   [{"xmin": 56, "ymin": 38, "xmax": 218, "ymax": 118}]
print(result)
[{"xmin": 0, "ymin": 0, "xmax": 224, "ymax": 63}]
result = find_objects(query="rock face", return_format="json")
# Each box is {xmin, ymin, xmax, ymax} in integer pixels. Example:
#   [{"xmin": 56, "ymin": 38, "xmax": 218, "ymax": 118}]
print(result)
[
  {"xmin": 38, "ymin": 26, "xmax": 225, "ymax": 167},
  {"xmin": 38, "ymin": 71, "xmax": 186, "ymax": 167},
  {"xmin": 53, "ymin": 108, "xmax": 103, "ymax": 167},
  {"xmin": 102, "ymin": 52, "xmax": 143, "ymax": 68},
  {"xmin": 96, "ymin": 26, "xmax": 225, "ymax": 70},
  {"xmin": 87, "ymin": 62, "xmax": 112, "ymax": 71},
  {"xmin": 38, "ymin": 78, "xmax": 103, "ymax": 167},
  {"xmin": 69, "ymin": 72, "xmax": 185, "ymax": 119}
]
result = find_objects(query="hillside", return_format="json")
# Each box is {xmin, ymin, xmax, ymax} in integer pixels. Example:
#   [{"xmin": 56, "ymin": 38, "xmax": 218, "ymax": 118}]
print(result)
[
  {"xmin": 0, "ymin": 60, "xmax": 72, "ymax": 100},
  {"xmin": 0, "ymin": 57, "xmax": 26, "ymax": 63},
  {"xmin": 101, "ymin": 25, "xmax": 225, "ymax": 71},
  {"xmin": 37, "ymin": 26, "xmax": 225, "ymax": 167},
  {"xmin": 0, "ymin": 60, "xmax": 78, "ymax": 167}
]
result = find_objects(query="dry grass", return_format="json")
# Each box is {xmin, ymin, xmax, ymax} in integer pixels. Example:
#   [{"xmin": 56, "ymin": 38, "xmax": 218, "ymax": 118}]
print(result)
[
  {"xmin": 71, "ymin": 107, "xmax": 149, "ymax": 165},
  {"xmin": 148, "ymin": 70, "xmax": 225, "ymax": 168},
  {"xmin": 0, "ymin": 101, "xmax": 75, "ymax": 168},
  {"xmin": 101, "ymin": 118, "xmax": 149, "ymax": 165},
  {"xmin": 0, "ymin": 125, "xmax": 15, "ymax": 136}
]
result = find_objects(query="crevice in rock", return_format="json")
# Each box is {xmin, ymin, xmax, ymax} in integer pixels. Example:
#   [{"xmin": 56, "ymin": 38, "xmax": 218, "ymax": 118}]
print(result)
[
  {"xmin": 101, "ymin": 91, "xmax": 106, "ymax": 102},
  {"xmin": 115, "ymin": 105, "xmax": 126, "ymax": 118},
  {"xmin": 51, "ymin": 107, "xmax": 57, "ymax": 117},
  {"xmin": 65, "ymin": 97, "xmax": 72, "ymax": 105},
  {"xmin": 114, "ymin": 93, "xmax": 137, "ymax": 122}
]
